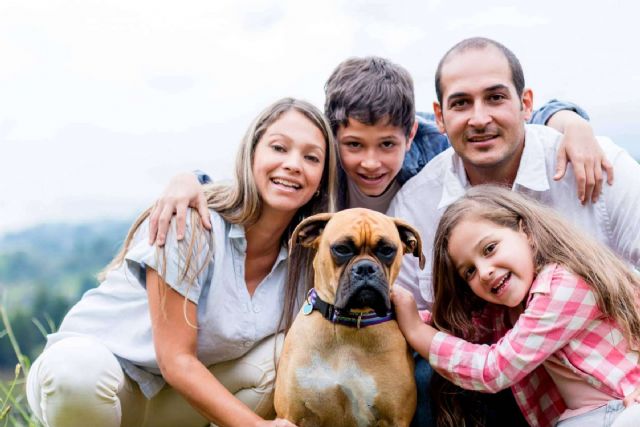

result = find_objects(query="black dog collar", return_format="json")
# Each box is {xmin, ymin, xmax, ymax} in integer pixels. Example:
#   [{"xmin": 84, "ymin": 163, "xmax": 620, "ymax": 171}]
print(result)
[{"xmin": 302, "ymin": 288, "xmax": 394, "ymax": 329}]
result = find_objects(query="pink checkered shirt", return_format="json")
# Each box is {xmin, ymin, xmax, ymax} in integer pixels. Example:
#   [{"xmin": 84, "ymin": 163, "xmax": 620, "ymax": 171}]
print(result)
[{"xmin": 428, "ymin": 264, "xmax": 640, "ymax": 427}]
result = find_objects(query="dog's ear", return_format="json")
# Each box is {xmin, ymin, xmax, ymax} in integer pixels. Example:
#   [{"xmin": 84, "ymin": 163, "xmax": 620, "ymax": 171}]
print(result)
[
  {"xmin": 290, "ymin": 213, "xmax": 333, "ymax": 250},
  {"xmin": 394, "ymin": 218, "xmax": 426, "ymax": 270}
]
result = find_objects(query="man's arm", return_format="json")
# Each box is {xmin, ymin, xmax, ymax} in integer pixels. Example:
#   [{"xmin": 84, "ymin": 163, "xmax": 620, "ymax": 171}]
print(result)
[{"xmin": 598, "ymin": 139, "xmax": 640, "ymax": 268}]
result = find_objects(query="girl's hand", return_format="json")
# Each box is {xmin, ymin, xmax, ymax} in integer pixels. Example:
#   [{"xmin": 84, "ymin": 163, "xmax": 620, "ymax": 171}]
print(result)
[
  {"xmin": 392, "ymin": 285, "xmax": 438, "ymax": 359},
  {"xmin": 624, "ymin": 386, "xmax": 640, "ymax": 407},
  {"xmin": 391, "ymin": 286, "xmax": 423, "ymax": 337},
  {"xmin": 256, "ymin": 418, "xmax": 298, "ymax": 427}
]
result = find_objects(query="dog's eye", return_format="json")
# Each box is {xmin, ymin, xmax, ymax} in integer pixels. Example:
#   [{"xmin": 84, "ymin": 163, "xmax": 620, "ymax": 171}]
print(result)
[
  {"xmin": 375, "ymin": 245, "xmax": 397, "ymax": 261},
  {"xmin": 332, "ymin": 244, "xmax": 354, "ymax": 257}
]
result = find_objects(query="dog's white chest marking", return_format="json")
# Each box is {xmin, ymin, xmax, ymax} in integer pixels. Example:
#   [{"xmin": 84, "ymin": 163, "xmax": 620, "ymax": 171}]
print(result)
[{"xmin": 296, "ymin": 353, "xmax": 377, "ymax": 427}]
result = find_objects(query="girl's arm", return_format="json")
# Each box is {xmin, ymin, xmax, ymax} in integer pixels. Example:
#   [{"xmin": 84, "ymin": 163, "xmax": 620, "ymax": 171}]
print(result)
[
  {"xmin": 146, "ymin": 268, "xmax": 296, "ymax": 427},
  {"xmin": 393, "ymin": 267, "xmax": 599, "ymax": 394},
  {"xmin": 432, "ymin": 269, "xmax": 598, "ymax": 393},
  {"xmin": 391, "ymin": 286, "xmax": 438, "ymax": 357}
]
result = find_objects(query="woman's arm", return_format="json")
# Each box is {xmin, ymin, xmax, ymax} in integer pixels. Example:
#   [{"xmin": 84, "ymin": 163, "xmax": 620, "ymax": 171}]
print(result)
[{"xmin": 146, "ymin": 268, "xmax": 296, "ymax": 427}]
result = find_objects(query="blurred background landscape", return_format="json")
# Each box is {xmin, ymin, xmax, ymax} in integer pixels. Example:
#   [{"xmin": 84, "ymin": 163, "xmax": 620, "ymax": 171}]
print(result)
[{"xmin": 0, "ymin": 221, "xmax": 129, "ymax": 374}]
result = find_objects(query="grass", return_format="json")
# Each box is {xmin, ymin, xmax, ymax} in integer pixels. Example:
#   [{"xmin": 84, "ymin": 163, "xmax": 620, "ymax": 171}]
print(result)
[{"xmin": 0, "ymin": 304, "xmax": 42, "ymax": 427}]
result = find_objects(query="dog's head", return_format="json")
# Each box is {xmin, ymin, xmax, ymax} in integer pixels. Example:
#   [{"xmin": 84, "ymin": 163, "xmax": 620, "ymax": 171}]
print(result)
[{"xmin": 291, "ymin": 208, "xmax": 425, "ymax": 316}]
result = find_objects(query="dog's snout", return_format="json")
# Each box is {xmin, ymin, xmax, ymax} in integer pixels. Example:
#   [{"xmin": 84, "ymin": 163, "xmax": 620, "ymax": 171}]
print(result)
[{"xmin": 353, "ymin": 260, "xmax": 380, "ymax": 278}]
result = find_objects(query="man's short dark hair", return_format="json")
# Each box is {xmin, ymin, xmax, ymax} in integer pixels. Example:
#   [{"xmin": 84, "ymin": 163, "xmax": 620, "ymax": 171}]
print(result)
[
  {"xmin": 324, "ymin": 56, "xmax": 415, "ymax": 137},
  {"xmin": 435, "ymin": 37, "xmax": 525, "ymax": 104}
]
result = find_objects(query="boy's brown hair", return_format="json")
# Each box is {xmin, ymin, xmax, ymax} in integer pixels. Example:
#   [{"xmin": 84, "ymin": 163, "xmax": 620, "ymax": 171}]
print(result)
[{"xmin": 324, "ymin": 56, "xmax": 415, "ymax": 137}]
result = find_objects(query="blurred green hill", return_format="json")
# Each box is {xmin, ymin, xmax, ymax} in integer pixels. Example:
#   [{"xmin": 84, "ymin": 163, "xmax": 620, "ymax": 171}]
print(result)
[{"xmin": 0, "ymin": 220, "xmax": 131, "ymax": 369}]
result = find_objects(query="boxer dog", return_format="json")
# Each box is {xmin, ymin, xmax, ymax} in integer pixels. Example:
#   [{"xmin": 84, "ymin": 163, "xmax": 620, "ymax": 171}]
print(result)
[{"xmin": 274, "ymin": 208, "xmax": 425, "ymax": 427}]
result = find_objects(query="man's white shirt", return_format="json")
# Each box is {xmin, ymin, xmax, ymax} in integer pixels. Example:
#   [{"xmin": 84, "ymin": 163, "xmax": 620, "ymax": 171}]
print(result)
[{"xmin": 387, "ymin": 124, "xmax": 640, "ymax": 309}]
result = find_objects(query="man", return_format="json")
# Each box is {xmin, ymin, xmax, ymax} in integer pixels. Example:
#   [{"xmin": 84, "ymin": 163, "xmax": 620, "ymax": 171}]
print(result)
[
  {"xmin": 390, "ymin": 37, "xmax": 638, "ymax": 307},
  {"xmin": 387, "ymin": 37, "xmax": 640, "ymax": 426}
]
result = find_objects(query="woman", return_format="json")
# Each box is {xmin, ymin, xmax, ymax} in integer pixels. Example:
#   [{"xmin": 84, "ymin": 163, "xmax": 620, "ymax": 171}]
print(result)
[{"xmin": 26, "ymin": 98, "xmax": 337, "ymax": 427}]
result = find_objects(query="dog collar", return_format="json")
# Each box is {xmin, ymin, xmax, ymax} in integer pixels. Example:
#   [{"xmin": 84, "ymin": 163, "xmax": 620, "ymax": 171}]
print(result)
[{"xmin": 302, "ymin": 288, "xmax": 394, "ymax": 329}]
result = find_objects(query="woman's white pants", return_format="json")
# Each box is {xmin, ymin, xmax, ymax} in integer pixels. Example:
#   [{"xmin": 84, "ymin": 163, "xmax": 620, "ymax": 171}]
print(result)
[{"xmin": 26, "ymin": 334, "xmax": 282, "ymax": 427}]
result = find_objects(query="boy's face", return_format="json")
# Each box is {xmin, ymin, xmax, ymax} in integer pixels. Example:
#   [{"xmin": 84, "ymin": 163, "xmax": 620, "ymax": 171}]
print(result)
[{"xmin": 336, "ymin": 117, "xmax": 416, "ymax": 197}]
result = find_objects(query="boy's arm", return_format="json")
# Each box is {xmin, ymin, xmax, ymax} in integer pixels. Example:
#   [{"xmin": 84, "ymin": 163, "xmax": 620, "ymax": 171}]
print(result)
[
  {"xmin": 546, "ymin": 111, "xmax": 613, "ymax": 204},
  {"xmin": 529, "ymin": 99, "xmax": 613, "ymax": 203},
  {"xmin": 148, "ymin": 171, "xmax": 211, "ymax": 246}
]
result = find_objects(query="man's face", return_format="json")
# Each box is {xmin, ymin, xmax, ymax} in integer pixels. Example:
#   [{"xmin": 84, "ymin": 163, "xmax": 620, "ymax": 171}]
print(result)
[
  {"xmin": 433, "ymin": 46, "xmax": 533, "ymax": 185},
  {"xmin": 336, "ymin": 117, "xmax": 417, "ymax": 196}
]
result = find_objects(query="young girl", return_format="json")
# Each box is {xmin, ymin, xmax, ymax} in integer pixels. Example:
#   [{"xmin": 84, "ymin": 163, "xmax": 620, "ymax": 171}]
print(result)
[
  {"xmin": 26, "ymin": 98, "xmax": 337, "ymax": 427},
  {"xmin": 392, "ymin": 185, "xmax": 640, "ymax": 427}
]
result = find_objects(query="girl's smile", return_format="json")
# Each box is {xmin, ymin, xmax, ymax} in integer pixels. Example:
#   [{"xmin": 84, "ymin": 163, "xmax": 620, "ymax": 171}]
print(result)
[{"xmin": 447, "ymin": 217, "xmax": 535, "ymax": 307}]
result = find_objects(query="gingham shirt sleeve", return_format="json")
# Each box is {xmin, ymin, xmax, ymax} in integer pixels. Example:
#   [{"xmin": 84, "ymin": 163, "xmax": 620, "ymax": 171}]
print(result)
[
  {"xmin": 428, "ymin": 265, "xmax": 600, "ymax": 393},
  {"xmin": 419, "ymin": 309, "xmax": 433, "ymax": 324}
]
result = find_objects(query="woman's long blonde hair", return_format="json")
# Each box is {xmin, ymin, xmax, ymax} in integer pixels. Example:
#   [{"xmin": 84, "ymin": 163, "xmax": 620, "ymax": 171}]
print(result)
[
  {"xmin": 99, "ymin": 98, "xmax": 338, "ymax": 329},
  {"xmin": 431, "ymin": 184, "xmax": 640, "ymax": 427}
]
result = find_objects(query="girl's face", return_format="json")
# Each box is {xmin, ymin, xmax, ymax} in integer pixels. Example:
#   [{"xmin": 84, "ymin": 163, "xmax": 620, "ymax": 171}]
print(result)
[
  {"xmin": 447, "ymin": 217, "xmax": 535, "ymax": 307},
  {"xmin": 252, "ymin": 110, "xmax": 326, "ymax": 216}
]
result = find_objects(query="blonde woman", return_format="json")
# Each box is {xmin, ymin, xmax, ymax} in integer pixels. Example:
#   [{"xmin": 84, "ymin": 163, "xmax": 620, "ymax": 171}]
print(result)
[{"xmin": 26, "ymin": 98, "xmax": 337, "ymax": 427}]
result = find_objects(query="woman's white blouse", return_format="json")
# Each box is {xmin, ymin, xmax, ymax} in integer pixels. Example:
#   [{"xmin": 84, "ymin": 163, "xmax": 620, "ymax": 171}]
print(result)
[{"xmin": 47, "ymin": 210, "xmax": 288, "ymax": 398}]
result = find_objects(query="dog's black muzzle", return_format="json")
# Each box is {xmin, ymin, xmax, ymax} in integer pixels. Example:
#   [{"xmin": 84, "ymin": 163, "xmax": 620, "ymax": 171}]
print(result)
[{"xmin": 334, "ymin": 259, "xmax": 390, "ymax": 317}]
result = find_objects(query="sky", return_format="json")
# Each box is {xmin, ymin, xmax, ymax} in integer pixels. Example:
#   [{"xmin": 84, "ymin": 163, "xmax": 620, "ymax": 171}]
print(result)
[{"xmin": 1, "ymin": 0, "xmax": 639, "ymax": 234}]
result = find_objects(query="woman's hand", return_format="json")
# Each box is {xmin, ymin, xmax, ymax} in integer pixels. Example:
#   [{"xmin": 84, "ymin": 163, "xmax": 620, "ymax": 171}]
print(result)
[{"xmin": 148, "ymin": 172, "xmax": 210, "ymax": 246}]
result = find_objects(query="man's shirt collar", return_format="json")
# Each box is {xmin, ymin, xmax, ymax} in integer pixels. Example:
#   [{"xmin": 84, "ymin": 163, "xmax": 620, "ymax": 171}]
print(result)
[{"xmin": 438, "ymin": 125, "xmax": 551, "ymax": 210}]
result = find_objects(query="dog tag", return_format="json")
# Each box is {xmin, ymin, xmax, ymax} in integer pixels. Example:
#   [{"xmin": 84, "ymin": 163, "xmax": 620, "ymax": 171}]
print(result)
[{"xmin": 302, "ymin": 301, "xmax": 313, "ymax": 316}]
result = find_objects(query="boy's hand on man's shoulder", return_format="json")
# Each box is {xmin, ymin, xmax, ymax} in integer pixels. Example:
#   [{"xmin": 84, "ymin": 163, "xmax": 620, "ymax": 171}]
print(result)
[{"xmin": 550, "ymin": 112, "xmax": 614, "ymax": 204}]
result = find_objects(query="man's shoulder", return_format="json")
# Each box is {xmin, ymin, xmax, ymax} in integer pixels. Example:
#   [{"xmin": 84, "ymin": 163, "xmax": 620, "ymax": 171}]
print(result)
[
  {"xmin": 525, "ymin": 123, "xmax": 562, "ymax": 144},
  {"xmin": 525, "ymin": 124, "xmax": 626, "ymax": 159},
  {"xmin": 398, "ymin": 147, "xmax": 453, "ymax": 196},
  {"xmin": 595, "ymin": 135, "xmax": 627, "ymax": 158},
  {"xmin": 389, "ymin": 148, "xmax": 453, "ymax": 220}
]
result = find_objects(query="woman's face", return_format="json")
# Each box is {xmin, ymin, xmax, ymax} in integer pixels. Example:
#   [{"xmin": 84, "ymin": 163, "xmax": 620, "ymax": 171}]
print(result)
[{"xmin": 252, "ymin": 109, "xmax": 326, "ymax": 216}]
